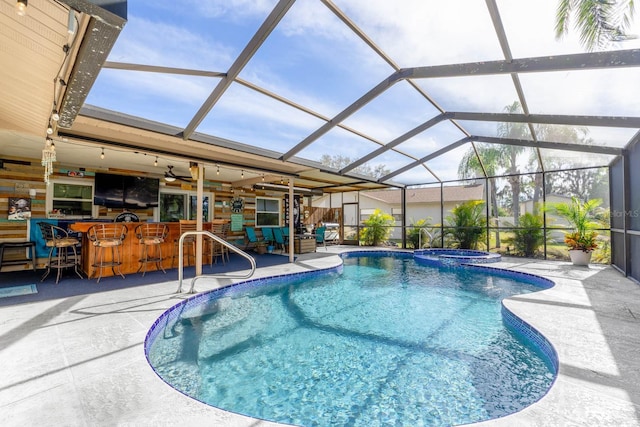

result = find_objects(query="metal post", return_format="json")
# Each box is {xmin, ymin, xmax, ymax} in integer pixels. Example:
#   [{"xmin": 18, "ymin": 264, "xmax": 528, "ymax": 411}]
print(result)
[{"xmin": 288, "ymin": 178, "xmax": 295, "ymax": 262}]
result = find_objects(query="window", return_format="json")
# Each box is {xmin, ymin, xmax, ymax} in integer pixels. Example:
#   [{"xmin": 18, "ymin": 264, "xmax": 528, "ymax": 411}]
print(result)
[
  {"xmin": 159, "ymin": 191, "xmax": 211, "ymax": 222},
  {"xmin": 256, "ymin": 197, "xmax": 280, "ymax": 227},
  {"xmin": 392, "ymin": 208, "xmax": 402, "ymax": 221},
  {"xmin": 47, "ymin": 180, "xmax": 94, "ymax": 218}
]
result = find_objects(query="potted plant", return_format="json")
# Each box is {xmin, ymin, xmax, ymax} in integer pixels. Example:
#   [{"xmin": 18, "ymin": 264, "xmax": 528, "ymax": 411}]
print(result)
[{"xmin": 546, "ymin": 197, "xmax": 602, "ymax": 266}]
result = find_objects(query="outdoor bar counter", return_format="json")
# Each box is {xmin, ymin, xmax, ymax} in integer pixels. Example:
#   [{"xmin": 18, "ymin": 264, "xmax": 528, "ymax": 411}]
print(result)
[{"xmin": 69, "ymin": 222, "xmax": 220, "ymax": 279}]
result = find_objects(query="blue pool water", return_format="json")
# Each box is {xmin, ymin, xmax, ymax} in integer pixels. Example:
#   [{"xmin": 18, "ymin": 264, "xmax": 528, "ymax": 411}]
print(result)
[{"xmin": 146, "ymin": 253, "xmax": 556, "ymax": 427}]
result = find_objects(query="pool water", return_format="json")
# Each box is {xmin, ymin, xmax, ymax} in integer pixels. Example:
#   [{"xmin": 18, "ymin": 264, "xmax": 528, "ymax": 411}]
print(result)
[{"xmin": 147, "ymin": 255, "xmax": 555, "ymax": 427}]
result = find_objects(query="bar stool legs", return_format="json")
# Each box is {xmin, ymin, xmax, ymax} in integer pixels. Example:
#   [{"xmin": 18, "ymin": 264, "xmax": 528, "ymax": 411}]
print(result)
[
  {"xmin": 92, "ymin": 242, "xmax": 126, "ymax": 283},
  {"xmin": 135, "ymin": 224, "xmax": 168, "ymax": 276},
  {"xmin": 87, "ymin": 224, "xmax": 128, "ymax": 283},
  {"xmin": 37, "ymin": 222, "xmax": 83, "ymax": 284}
]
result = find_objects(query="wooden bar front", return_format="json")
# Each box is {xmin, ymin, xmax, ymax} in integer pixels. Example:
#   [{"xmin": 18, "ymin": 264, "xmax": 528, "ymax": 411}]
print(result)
[{"xmin": 69, "ymin": 222, "xmax": 219, "ymax": 279}]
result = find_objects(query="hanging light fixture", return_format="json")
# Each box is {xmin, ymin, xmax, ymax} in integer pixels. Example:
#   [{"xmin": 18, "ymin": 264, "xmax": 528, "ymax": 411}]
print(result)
[
  {"xmin": 241, "ymin": 170, "xmax": 244, "ymax": 178},
  {"xmin": 154, "ymin": 156, "xmax": 158, "ymax": 167},
  {"xmin": 189, "ymin": 162, "xmax": 199, "ymax": 180},
  {"xmin": 100, "ymin": 148, "xmax": 105, "ymax": 159},
  {"xmin": 51, "ymin": 101, "xmax": 60, "ymax": 122},
  {"xmin": 41, "ymin": 137, "xmax": 56, "ymax": 185},
  {"xmin": 15, "ymin": 0, "xmax": 27, "ymax": 16},
  {"xmin": 46, "ymin": 122, "xmax": 54, "ymax": 135},
  {"xmin": 216, "ymin": 164, "xmax": 220, "ymax": 175}
]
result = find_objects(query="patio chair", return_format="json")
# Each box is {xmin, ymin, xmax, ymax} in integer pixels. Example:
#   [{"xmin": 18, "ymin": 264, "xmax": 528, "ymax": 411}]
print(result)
[
  {"xmin": 261, "ymin": 227, "xmax": 275, "ymax": 246},
  {"xmin": 281, "ymin": 226, "xmax": 290, "ymax": 245},
  {"xmin": 315, "ymin": 226, "xmax": 327, "ymax": 250},
  {"xmin": 272, "ymin": 227, "xmax": 286, "ymax": 252},
  {"xmin": 244, "ymin": 226, "xmax": 262, "ymax": 250}
]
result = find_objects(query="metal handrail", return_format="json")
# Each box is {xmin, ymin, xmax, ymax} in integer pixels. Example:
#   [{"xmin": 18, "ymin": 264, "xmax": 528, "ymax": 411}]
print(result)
[
  {"xmin": 418, "ymin": 227, "xmax": 433, "ymax": 249},
  {"xmin": 176, "ymin": 230, "xmax": 256, "ymax": 294}
]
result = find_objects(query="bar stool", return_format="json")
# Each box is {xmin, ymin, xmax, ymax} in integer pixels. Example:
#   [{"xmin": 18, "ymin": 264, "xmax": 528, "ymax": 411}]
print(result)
[
  {"xmin": 37, "ymin": 222, "xmax": 83, "ymax": 284},
  {"xmin": 135, "ymin": 223, "xmax": 168, "ymax": 276},
  {"xmin": 87, "ymin": 223, "xmax": 128, "ymax": 283},
  {"xmin": 172, "ymin": 220, "xmax": 198, "ymax": 268},
  {"xmin": 210, "ymin": 222, "xmax": 230, "ymax": 265}
]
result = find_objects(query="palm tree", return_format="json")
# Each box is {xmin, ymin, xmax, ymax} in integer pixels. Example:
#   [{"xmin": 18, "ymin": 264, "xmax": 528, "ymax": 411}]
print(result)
[
  {"xmin": 458, "ymin": 144, "xmax": 502, "ymax": 247},
  {"xmin": 555, "ymin": 0, "xmax": 636, "ymax": 51},
  {"xmin": 459, "ymin": 101, "xmax": 527, "ymax": 227}
]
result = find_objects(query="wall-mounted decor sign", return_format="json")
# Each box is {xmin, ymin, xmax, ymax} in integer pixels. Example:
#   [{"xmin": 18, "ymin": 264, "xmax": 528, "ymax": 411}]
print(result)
[
  {"xmin": 114, "ymin": 211, "xmax": 140, "ymax": 222},
  {"xmin": 230, "ymin": 197, "xmax": 245, "ymax": 213},
  {"xmin": 230, "ymin": 214, "xmax": 244, "ymax": 231},
  {"xmin": 8, "ymin": 197, "xmax": 31, "ymax": 220}
]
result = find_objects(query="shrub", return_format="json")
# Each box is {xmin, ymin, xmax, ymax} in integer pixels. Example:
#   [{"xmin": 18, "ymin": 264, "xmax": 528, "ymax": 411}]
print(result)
[
  {"xmin": 513, "ymin": 212, "xmax": 544, "ymax": 257},
  {"xmin": 445, "ymin": 200, "xmax": 486, "ymax": 249},
  {"xmin": 360, "ymin": 209, "xmax": 394, "ymax": 246}
]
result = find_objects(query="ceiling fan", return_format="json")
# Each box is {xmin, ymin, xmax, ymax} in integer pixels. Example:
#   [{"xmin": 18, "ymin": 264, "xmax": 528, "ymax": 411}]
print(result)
[{"xmin": 164, "ymin": 165, "xmax": 191, "ymax": 182}]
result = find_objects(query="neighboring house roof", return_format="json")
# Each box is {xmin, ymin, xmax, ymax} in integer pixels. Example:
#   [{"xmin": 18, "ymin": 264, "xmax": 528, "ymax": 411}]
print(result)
[{"xmin": 362, "ymin": 184, "xmax": 485, "ymax": 205}]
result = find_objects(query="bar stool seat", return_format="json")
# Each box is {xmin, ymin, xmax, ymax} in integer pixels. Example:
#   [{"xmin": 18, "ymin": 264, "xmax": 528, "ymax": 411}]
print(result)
[
  {"xmin": 135, "ymin": 223, "xmax": 168, "ymax": 276},
  {"xmin": 37, "ymin": 222, "xmax": 83, "ymax": 284},
  {"xmin": 87, "ymin": 223, "xmax": 128, "ymax": 283}
]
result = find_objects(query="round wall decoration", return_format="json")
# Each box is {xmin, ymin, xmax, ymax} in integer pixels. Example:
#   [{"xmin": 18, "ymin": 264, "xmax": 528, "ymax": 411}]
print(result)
[{"xmin": 230, "ymin": 197, "xmax": 244, "ymax": 213}]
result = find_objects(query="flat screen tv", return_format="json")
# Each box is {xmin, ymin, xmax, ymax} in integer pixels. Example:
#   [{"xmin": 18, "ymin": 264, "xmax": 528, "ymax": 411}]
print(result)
[
  {"xmin": 94, "ymin": 173, "xmax": 159, "ymax": 209},
  {"xmin": 123, "ymin": 176, "xmax": 159, "ymax": 208}
]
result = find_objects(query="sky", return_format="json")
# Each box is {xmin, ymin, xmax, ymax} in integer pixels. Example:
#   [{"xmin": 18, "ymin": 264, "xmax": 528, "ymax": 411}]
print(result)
[{"xmin": 85, "ymin": 0, "xmax": 640, "ymax": 186}]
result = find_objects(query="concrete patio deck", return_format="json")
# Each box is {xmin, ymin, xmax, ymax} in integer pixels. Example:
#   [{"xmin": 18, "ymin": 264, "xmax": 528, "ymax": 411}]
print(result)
[{"xmin": 1, "ymin": 247, "xmax": 639, "ymax": 426}]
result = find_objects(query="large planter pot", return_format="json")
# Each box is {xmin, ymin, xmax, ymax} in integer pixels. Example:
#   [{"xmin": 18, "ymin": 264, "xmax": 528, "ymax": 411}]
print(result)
[{"xmin": 569, "ymin": 249, "xmax": 592, "ymax": 266}]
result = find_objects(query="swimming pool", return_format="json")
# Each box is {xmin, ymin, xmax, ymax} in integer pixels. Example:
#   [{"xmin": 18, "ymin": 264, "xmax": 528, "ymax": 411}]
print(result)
[{"xmin": 146, "ymin": 251, "xmax": 557, "ymax": 426}]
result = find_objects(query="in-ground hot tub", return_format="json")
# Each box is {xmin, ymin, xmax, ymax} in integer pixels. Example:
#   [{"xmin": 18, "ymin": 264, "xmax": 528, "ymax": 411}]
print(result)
[{"xmin": 414, "ymin": 248, "xmax": 501, "ymax": 266}]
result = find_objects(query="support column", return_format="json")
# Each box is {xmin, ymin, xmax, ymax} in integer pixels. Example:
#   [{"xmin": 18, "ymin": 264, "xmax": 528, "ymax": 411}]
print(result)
[{"xmin": 289, "ymin": 178, "xmax": 295, "ymax": 263}]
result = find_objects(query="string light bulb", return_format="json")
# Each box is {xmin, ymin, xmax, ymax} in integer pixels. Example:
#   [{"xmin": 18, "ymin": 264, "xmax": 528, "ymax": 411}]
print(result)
[
  {"xmin": 46, "ymin": 123, "xmax": 53, "ymax": 135},
  {"xmin": 241, "ymin": 170, "xmax": 244, "ymax": 178},
  {"xmin": 51, "ymin": 109, "xmax": 60, "ymax": 122},
  {"xmin": 100, "ymin": 148, "xmax": 105, "ymax": 160},
  {"xmin": 262, "ymin": 174, "xmax": 265, "ymax": 182},
  {"xmin": 216, "ymin": 164, "xmax": 220, "ymax": 175},
  {"xmin": 154, "ymin": 156, "xmax": 158, "ymax": 167},
  {"xmin": 15, "ymin": 0, "xmax": 27, "ymax": 16}
]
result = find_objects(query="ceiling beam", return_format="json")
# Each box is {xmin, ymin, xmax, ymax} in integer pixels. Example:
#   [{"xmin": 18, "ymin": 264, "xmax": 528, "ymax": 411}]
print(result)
[
  {"xmin": 103, "ymin": 62, "xmax": 226, "ymax": 78},
  {"xmin": 450, "ymin": 111, "xmax": 640, "ymax": 128},
  {"xmin": 182, "ymin": 0, "xmax": 296, "ymax": 140},
  {"xmin": 406, "ymin": 49, "xmax": 640, "ymax": 79},
  {"xmin": 379, "ymin": 137, "xmax": 472, "ymax": 182},
  {"xmin": 339, "ymin": 113, "xmax": 450, "ymax": 174},
  {"xmin": 474, "ymin": 135, "xmax": 622, "ymax": 155},
  {"xmin": 280, "ymin": 69, "xmax": 412, "ymax": 161}
]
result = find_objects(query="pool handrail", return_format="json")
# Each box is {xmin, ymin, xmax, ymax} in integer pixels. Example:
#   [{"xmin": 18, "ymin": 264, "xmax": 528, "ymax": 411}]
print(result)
[
  {"xmin": 417, "ymin": 226, "xmax": 433, "ymax": 249},
  {"xmin": 176, "ymin": 230, "xmax": 256, "ymax": 294}
]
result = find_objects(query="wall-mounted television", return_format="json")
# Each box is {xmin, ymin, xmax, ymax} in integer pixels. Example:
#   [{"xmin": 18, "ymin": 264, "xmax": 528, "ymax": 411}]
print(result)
[{"xmin": 94, "ymin": 173, "xmax": 159, "ymax": 209}]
